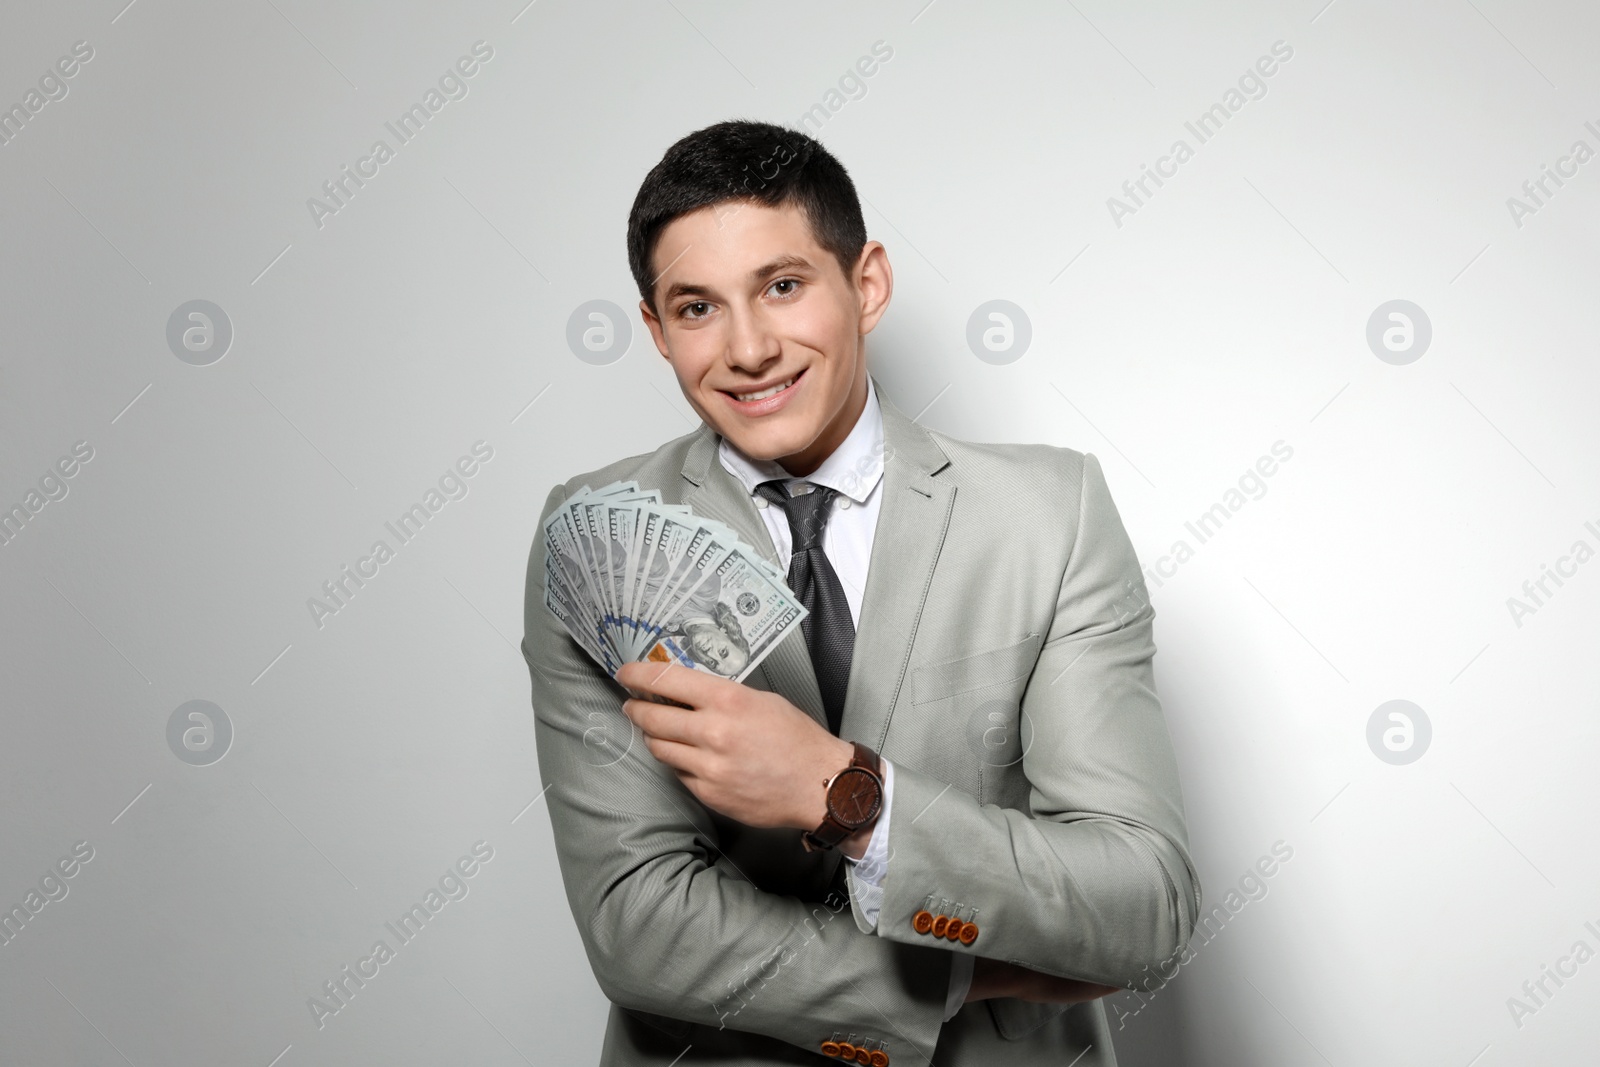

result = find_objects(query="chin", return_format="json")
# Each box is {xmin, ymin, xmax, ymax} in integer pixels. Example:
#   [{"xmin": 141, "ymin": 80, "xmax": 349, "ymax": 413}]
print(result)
[
  {"xmin": 722, "ymin": 426, "xmax": 806, "ymax": 462},
  {"xmin": 727, "ymin": 438, "xmax": 790, "ymax": 463}
]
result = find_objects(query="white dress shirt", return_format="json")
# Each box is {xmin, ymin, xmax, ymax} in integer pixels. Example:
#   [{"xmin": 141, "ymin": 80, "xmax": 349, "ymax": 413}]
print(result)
[{"xmin": 716, "ymin": 375, "xmax": 975, "ymax": 1021}]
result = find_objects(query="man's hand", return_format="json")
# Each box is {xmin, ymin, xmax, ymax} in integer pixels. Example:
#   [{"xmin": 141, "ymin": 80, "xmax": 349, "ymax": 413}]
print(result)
[
  {"xmin": 616, "ymin": 660, "xmax": 854, "ymax": 836},
  {"xmin": 965, "ymin": 957, "xmax": 1120, "ymax": 1006}
]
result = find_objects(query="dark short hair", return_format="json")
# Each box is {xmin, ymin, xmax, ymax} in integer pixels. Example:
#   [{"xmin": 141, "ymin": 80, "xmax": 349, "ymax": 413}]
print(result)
[{"xmin": 626, "ymin": 119, "xmax": 868, "ymax": 317}]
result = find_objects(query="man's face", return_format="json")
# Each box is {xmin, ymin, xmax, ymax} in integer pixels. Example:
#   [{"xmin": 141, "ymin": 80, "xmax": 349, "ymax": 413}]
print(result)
[{"xmin": 640, "ymin": 199, "xmax": 892, "ymax": 478}]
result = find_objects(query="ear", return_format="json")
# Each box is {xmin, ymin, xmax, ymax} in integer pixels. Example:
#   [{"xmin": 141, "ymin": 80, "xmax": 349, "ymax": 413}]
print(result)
[
  {"xmin": 853, "ymin": 241, "xmax": 893, "ymax": 335},
  {"xmin": 640, "ymin": 299, "xmax": 671, "ymax": 360}
]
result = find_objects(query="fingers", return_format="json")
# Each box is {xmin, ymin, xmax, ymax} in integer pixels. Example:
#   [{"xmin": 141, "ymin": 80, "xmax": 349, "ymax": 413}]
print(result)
[
  {"xmin": 615, "ymin": 659, "xmax": 725, "ymax": 707},
  {"xmin": 622, "ymin": 696, "xmax": 695, "ymax": 744},
  {"xmin": 639, "ymin": 733, "xmax": 699, "ymax": 775},
  {"xmin": 1052, "ymin": 980, "xmax": 1118, "ymax": 1004},
  {"xmin": 1010, "ymin": 970, "xmax": 1121, "ymax": 1005}
]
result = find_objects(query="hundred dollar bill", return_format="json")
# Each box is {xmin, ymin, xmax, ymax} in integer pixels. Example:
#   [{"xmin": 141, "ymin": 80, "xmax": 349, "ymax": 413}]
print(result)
[
  {"xmin": 541, "ymin": 483, "xmax": 806, "ymax": 685},
  {"xmin": 638, "ymin": 539, "xmax": 805, "ymax": 683}
]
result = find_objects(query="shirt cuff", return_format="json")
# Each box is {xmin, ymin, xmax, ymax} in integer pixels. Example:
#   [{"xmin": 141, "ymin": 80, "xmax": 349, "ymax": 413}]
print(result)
[
  {"xmin": 842, "ymin": 759, "xmax": 893, "ymax": 929},
  {"xmin": 944, "ymin": 952, "xmax": 975, "ymax": 1021}
]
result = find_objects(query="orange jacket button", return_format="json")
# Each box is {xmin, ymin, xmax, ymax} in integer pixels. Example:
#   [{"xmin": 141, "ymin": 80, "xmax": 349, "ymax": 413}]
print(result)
[
  {"xmin": 911, "ymin": 910, "xmax": 934, "ymax": 934},
  {"xmin": 821, "ymin": 1040, "xmax": 840, "ymax": 1056},
  {"xmin": 944, "ymin": 920, "xmax": 966, "ymax": 942},
  {"xmin": 854, "ymin": 1048, "xmax": 871, "ymax": 1064},
  {"xmin": 931, "ymin": 914, "xmax": 949, "ymax": 937},
  {"xmin": 838, "ymin": 1042, "xmax": 856, "ymax": 1059},
  {"xmin": 870, "ymin": 1050, "xmax": 889, "ymax": 1066},
  {"xmin": 958, "ymin": 922, "xmax": 979, "ymax": 945}
]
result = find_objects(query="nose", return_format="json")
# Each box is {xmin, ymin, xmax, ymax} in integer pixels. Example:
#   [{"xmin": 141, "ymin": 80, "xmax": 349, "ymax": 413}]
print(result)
[{"xmin": 725, "ymin": 303, "xmax": 781, "ymax": 374}]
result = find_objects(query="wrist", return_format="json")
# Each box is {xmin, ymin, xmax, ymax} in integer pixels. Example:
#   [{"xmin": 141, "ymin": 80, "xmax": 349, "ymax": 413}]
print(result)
[
  {"xmin": 798, "ymin": 738, "xmax": 884, "ymax": 853},
  {"xmin": 798, "ymin": 735, "xmax": 856, "ymax": 831}
]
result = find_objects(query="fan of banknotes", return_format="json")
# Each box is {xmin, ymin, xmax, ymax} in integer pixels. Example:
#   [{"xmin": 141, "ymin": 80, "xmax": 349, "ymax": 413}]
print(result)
[{"xmin": 542, "ymin": 480, "xmax": 808, "ymax": 683}]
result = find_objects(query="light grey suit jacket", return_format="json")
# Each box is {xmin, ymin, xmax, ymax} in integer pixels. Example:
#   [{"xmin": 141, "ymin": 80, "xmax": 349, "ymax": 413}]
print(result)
[{"xmin": 521, "ymin": 374, "xmax": 1201, "ymax": 1066}]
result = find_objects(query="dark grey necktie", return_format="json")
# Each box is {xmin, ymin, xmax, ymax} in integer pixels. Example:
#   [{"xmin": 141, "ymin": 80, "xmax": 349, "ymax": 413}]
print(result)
[{"xmin": 755, "ymin": 480, "xmax": 855, "ymax": 735}]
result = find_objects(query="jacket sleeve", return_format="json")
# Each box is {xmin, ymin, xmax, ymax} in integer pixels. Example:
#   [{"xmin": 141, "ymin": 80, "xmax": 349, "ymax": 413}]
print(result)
[
  {"xmin": 842, "ymin": 761, "xmax": 976, "ymax": 1021},
  {"xmin": 523, "ymin": 483, "xmax": 956, "ymax": 1059},
  {"xmin": 847, "ymin": 452, "xmax": 1202, "ymax": 995}
]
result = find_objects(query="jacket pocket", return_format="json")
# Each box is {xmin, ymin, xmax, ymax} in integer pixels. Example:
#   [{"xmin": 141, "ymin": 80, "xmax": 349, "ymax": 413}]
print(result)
[
  {"xmin": 986, "ymin": 996, "xmax": 1069, "ymax": 1041},
  {"xmin": 910, "ymin": 631, "xmax": 1043, "ymax": 707},
  {"xmin": 621, "ymin": 1006, "xmax": 692, "ymax": 1041}
]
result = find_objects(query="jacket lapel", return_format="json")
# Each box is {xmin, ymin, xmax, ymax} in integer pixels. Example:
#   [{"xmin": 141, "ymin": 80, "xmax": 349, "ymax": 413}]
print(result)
[
  {"xmin": 674, "ymin": 373, "xmax": 956, "ymax": 748},
  {"xmin": 841, "ymin": 381, "xmax": 955, "ymax": 750}
]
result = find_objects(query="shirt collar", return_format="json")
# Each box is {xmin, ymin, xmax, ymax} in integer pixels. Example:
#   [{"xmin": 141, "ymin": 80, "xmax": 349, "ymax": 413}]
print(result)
[{"xmin": 716, "ymin": 374, "xmax": 885, "ymax": 505}]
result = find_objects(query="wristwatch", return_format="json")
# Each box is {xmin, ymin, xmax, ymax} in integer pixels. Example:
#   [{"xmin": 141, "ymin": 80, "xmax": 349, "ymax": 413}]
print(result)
[{"xmin": 802, "ymin": 741, "xmax": 884, "ymax": 852}]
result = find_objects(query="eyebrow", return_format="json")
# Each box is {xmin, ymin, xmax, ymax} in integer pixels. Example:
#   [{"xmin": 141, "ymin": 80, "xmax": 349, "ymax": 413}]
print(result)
[{"xmin": 659, "ymin": 253, "xmax": 815, "ymax": 305}]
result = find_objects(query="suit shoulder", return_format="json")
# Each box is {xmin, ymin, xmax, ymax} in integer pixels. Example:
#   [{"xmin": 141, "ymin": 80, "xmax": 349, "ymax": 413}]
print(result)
[
  {"xmin": 924, "ymin": 429, "xmax": 1094, "ymax": 500},
  {"xmin": 540, "ymin": 425, "xmax": 705, "ymax": 515}
]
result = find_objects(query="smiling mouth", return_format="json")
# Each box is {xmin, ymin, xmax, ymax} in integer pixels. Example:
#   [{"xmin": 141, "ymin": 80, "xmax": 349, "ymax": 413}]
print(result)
[{"xmin": 725, "ymin": 370, "xmax": 802, "ymax": 402}]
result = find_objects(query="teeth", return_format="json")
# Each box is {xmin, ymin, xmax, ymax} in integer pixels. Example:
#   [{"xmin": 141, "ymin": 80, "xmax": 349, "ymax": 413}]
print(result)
[{"xmin": 733, "ymin": 375, "xmax": 796, "ymax": 402}]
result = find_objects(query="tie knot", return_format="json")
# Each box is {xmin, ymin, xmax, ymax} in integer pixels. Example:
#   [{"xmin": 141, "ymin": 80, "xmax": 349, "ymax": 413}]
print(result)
[{"xmin": 755, "ymin": 480, "xmax": 837, "ymax": 551}]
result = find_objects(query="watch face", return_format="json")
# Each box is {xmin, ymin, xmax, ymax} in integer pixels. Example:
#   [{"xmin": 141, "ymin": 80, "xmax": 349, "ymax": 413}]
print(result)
[{"xmin": 827, "ymin": 767, "xmax": 882, "ymax": 827}]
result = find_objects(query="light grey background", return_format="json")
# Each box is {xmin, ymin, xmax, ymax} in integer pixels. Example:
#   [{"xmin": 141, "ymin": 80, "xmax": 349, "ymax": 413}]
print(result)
[{"xmin": 3, "ymin": 1, "xmax": 1597, "ymax": 1064}]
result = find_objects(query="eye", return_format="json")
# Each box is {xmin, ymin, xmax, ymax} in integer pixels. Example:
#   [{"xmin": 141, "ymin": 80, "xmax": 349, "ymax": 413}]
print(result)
[
  {"xmin": 679, "ymin": 300, "xmax": 712, "ymax": 321},
  {"xmin": 769, "ymin": 278, "xmax": 801, "ymax": 298}
]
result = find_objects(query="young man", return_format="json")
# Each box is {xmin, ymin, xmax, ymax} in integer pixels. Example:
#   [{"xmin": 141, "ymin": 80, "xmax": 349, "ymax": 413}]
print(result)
[{"xmin": 521, "ymin": 120, "xmax": 1201, "ymax": 1066}]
